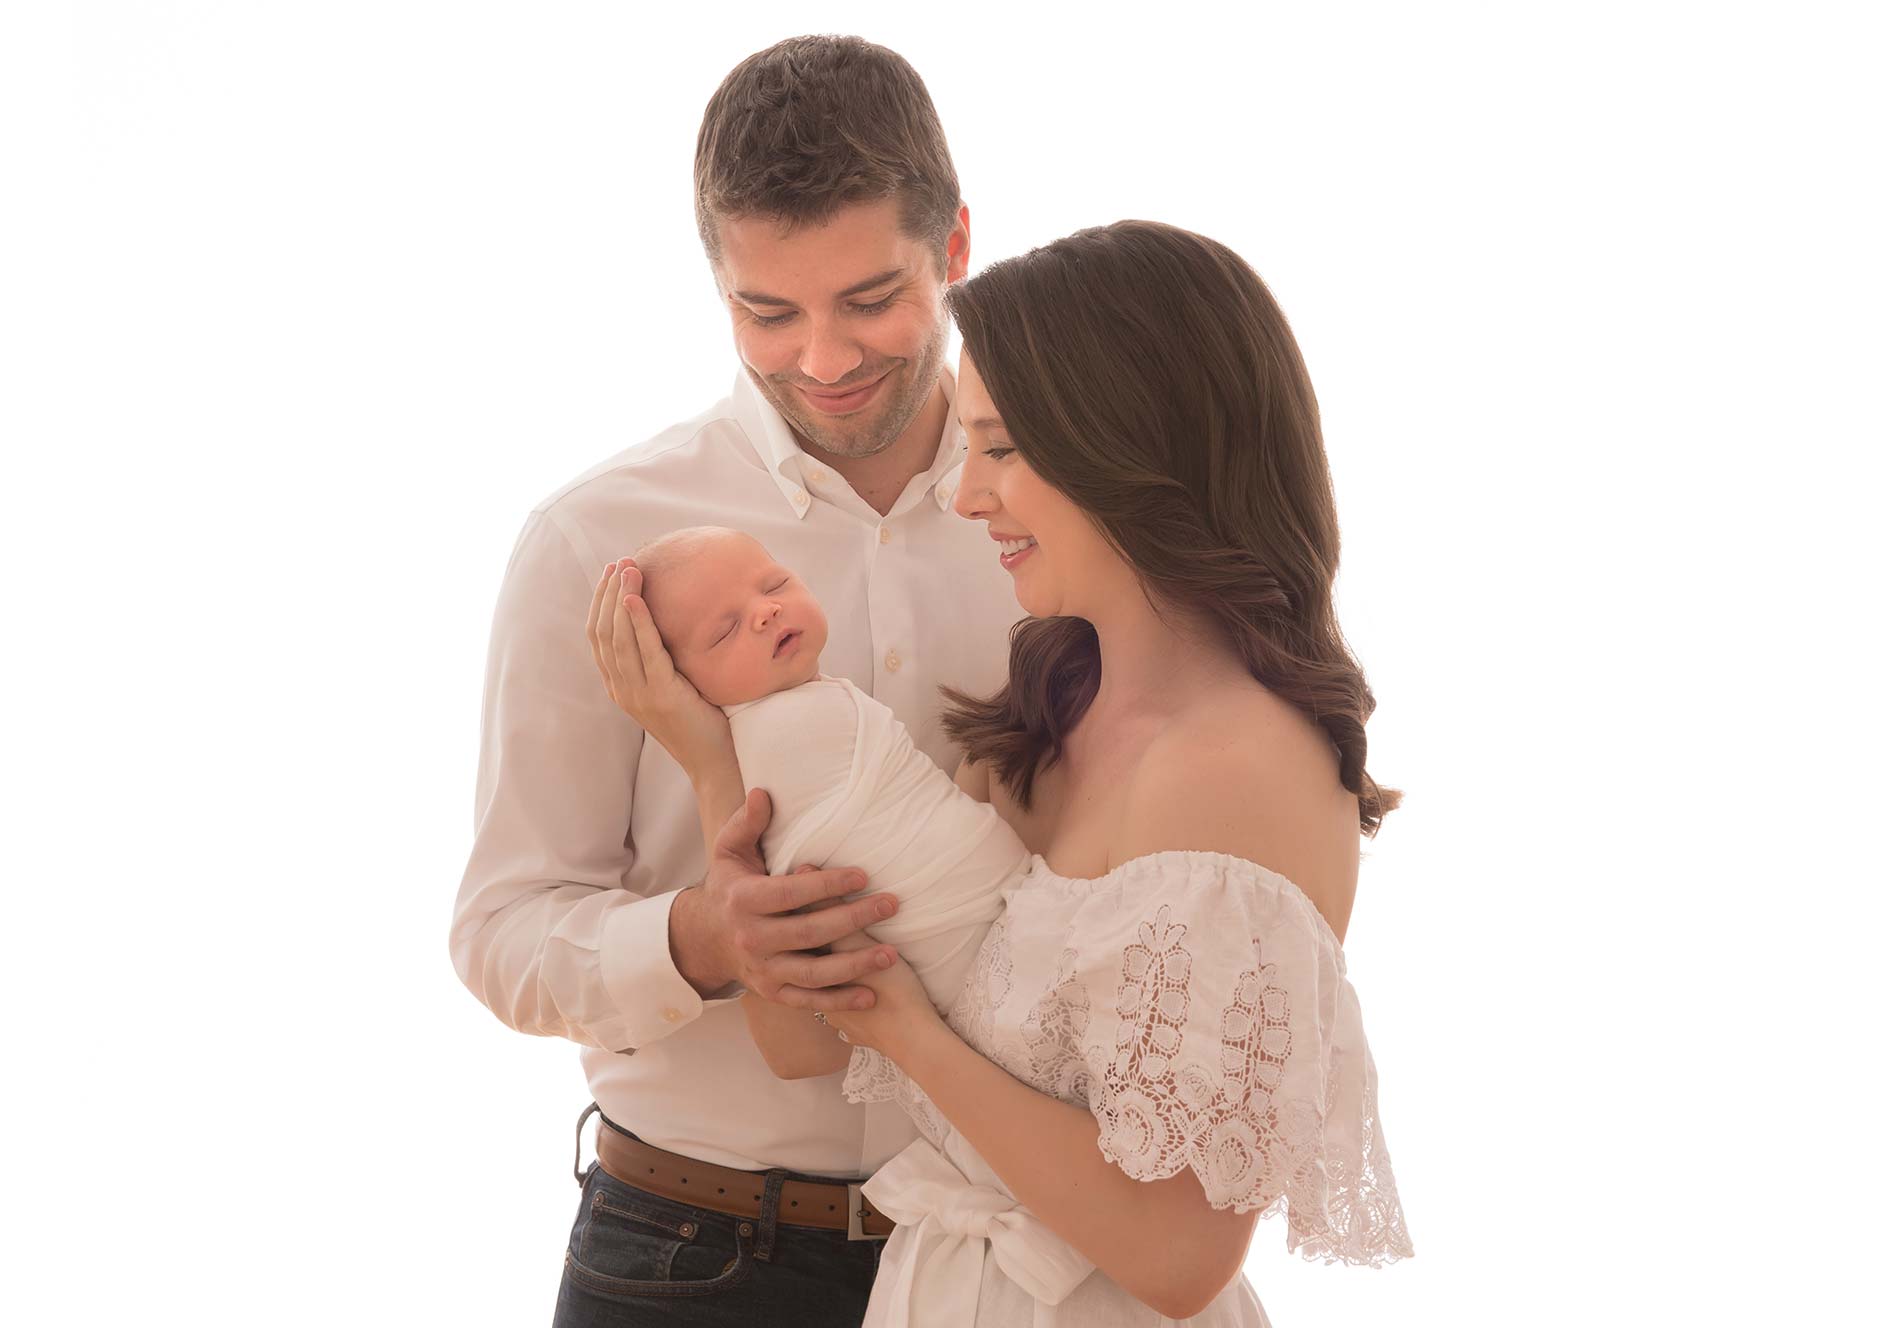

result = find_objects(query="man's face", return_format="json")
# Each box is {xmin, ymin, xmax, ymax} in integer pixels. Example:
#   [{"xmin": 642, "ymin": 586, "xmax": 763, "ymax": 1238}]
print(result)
[{"xmin": 713, "ymin": 197, "xmax": 971, "ymax": 460}]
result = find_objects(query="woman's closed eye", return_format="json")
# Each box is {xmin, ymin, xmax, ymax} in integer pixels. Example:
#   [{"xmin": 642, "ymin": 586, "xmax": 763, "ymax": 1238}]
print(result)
[{"xmin": 982, "ymin": 446, "xmax": 1015, "ymax": 461}]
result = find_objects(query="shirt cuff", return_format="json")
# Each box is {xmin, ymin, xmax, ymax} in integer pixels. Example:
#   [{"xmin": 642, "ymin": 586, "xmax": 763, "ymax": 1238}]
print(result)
[{"xmin": 598, "ymin": 887, "xmax": 724, "ymax": 1049}]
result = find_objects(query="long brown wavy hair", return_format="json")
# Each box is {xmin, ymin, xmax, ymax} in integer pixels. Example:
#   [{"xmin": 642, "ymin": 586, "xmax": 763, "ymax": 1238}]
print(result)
[{"xmin": 940, "ymin": 220, "xmax": 1400, "ymax": 835}]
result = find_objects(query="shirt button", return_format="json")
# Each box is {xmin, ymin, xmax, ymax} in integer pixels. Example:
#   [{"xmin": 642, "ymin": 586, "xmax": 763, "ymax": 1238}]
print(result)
[
  {"xmin": 884, "ymin": 650, "xmax": 902, "ymax": 673},
  {"xmin": 661, "ymin": 1007, "xmax": 683, "ymax": 1023},
  {"xmin": 792, "ymin": 490, "xmax": 810, "ymax": 511},
  {"xmin": 878, "ymin": 526, "xmax": 892, "ymax": 545}
]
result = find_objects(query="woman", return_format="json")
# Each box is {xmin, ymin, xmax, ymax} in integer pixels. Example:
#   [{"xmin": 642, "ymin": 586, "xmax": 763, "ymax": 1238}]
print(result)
[{"xmin": 597, "ymin": 221, "xmax": 1410, "ymax": 1324}]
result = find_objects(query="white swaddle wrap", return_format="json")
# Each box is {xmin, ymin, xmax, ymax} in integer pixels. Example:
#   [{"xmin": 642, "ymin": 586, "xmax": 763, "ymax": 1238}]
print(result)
[{"xmin": 722, "ymin": 674, "xmax": 1031, "ymax": 1011}]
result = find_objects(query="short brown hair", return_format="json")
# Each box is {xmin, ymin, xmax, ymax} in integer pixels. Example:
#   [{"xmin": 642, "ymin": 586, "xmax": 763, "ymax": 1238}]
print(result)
[
  {"xmin": 941, "ymin": 221, "xmax": 1401, "ymax": 836},
  {"xmin": 693, "ymin": 36, "xmax": 962, "ymax": 265}
]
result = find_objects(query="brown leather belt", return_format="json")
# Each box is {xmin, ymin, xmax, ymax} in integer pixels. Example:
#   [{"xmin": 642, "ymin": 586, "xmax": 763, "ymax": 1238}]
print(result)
[{"xmin": 594, "ymin": 1119, "xmax": 895, "ymax": 1240}]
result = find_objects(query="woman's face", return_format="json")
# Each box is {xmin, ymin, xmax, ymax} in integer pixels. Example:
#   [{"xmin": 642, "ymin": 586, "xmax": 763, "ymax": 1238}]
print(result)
[{"xmin": 952, "ymin": 348, "xmax": 1119, "ymax": 620}]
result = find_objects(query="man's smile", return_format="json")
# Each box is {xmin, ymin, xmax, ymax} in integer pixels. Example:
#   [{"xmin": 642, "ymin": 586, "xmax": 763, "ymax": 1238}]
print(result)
[{"xmin": 794, "ymin": 369, "xmax": 892, "ymax": 416}]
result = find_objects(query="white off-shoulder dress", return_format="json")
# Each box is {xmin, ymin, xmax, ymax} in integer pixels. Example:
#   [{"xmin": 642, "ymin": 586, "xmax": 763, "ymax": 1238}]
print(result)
[{"xmin": 843, "ymin": 850, "xmax": 1412, "ymax": 1327}]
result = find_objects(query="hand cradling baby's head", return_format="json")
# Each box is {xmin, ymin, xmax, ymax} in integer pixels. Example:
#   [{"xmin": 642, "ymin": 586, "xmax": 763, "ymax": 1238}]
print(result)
[{"xmin": 632, "ymin": 526, "xmax": 828, "ymax": 707}]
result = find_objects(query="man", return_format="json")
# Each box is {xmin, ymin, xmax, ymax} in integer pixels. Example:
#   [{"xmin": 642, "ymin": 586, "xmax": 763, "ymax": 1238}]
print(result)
[{"xmin": 448, "ymin": 35, "xmax": 1022, "ymax": 1324}]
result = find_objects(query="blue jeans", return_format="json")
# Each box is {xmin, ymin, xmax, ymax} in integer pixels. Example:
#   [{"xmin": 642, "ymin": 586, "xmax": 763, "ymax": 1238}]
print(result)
[{"xmin": 552, "ymin": 1116, "xmax": 882, "ymax": 1327}]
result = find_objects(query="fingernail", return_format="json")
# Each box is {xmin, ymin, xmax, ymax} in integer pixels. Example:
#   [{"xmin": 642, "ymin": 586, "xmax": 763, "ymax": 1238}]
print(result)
[
  {"xmin": 856, "ymin": 993, "xmax": 873, "ymax": 1010},
  {"xmin": 622, "ymin": 569, "xmax": 633, "ymax": 585},
  {"xmin": 876, "ymin": 950, "xmax": 893, "ymax": 968},
  {"xmin": 876, "ymin": 899, "xmax": 895, "ymax": 919}
]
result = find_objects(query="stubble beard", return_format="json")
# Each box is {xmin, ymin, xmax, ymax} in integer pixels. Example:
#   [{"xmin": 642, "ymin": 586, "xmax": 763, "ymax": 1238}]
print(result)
[{"xmin": 757, "ymin": 315, "xmax": 949, "ymax": 462}]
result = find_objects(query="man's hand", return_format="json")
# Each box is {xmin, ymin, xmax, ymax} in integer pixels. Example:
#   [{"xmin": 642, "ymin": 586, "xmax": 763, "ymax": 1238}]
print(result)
[
  {"xmin": 588, "ymin": 556, "xmax": 733, "ymax": 781},
  {"xmin": 670, "ymin": 788, "xmax": 899, "ymax": 1010}
]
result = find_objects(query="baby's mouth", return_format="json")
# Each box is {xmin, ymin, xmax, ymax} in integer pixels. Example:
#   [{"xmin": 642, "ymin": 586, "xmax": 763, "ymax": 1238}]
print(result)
[{"xmin": 773, "ymin": 629, "xmax": 801, "ymax": 658}]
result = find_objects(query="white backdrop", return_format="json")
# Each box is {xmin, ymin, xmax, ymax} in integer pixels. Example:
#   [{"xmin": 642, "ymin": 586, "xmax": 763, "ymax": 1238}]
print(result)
[{"xmin": 6, "ymin": 2, "xmax": 1896, "ymax": 1324}]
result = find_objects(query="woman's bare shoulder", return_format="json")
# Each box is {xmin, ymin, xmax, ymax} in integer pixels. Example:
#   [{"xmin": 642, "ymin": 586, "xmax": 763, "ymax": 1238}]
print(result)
[
  {"xmin": 1114, "ymin": 691, "xmax": 1360, "ymax": 935},
  {"xmin": 952, "ymin": 755, "xmax": 992, "ymax": 804}
]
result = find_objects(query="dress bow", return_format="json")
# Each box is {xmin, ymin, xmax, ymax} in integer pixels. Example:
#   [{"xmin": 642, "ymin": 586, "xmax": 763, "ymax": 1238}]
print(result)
[{"xmin": 860, "ymin": 1138, "xmax": 1096, "ymax": 1327}]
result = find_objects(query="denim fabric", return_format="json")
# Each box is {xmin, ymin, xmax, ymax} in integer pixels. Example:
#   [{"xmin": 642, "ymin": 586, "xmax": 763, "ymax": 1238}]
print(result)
[{"xmin": 552, "ymin": 1148, "xmax": 881, "ymax": 1326}]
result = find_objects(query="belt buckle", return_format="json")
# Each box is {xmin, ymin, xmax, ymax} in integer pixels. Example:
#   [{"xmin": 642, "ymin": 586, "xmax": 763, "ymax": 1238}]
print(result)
[{"xmin": 846, "ymin": 1181, "xmax": 873, "ymax": 1241}]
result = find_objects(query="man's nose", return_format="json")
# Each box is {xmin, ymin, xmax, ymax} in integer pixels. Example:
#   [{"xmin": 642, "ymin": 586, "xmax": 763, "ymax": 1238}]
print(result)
[{"xmin": 798, "ymin": 317, "xmax": 863, "ymax": 385}]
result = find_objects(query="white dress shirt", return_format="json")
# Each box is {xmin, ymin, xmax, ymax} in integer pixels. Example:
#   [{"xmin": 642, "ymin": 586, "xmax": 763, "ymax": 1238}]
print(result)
[{"xmin": 450, "ymin": 366, "xmax": 1023, "ymax": 1177}]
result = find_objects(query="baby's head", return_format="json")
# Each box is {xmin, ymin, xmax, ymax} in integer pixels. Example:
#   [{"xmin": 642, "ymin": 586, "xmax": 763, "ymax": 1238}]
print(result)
[{"xmin": 633, "ymin": 526, "xmax": 828, "ymax": 707}]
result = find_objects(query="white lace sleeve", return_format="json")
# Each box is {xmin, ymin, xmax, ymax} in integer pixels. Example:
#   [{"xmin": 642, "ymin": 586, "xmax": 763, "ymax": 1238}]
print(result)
[
  {"xmin": 1080, "ymin": 852, "xmax": 1412, "ymax": 1266},
  {"xmin": 843, "ymin": 1045, "xmax": 954, "ymax": 1147},
  {"xmin": 842, "ymin": 1046, "xmax": 901, "ymax": 1104}
]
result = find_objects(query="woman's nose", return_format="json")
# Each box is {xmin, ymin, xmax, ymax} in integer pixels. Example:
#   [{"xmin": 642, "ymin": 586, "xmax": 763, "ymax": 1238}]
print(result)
[{"xmin": 952, "ymin": 457, "xmax": 992, "ymax": 521}]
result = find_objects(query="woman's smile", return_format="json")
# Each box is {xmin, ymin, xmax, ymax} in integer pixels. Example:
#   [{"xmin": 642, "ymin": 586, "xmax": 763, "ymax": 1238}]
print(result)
[
  {"xmin": 991, "ymin": 531, "xmax": 1039, "ymax": 570},
  {"xmin": 999, "ymin": 539, "xmax": 1037, "ymax": 570}
]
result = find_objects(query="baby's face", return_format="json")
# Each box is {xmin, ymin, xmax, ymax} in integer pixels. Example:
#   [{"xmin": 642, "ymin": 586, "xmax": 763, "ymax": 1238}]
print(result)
[{"xmin": 643, "ymin": 534, "xmax": 828, "ymax": 706}]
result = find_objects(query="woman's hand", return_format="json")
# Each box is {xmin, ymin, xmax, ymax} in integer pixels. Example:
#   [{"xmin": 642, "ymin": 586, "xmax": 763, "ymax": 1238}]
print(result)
[
  {"xmin": 588, "ymin": 556, "xmax": 733, "ymax": 781},
  {"xmin": 820, "ymin": 928, "xmax": 941, "ymax": 1061}
]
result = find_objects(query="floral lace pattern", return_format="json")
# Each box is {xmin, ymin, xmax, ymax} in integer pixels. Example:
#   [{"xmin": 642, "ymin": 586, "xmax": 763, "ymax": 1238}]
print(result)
[
  {"xmin": 851, "ymin": 851, "xmax": 1410, "ymax": 1269},
  {"xmin": 1093, "ymin": 894, "xmax": 1407, "ymax": 1264},
  {"xmin": 1022, "ymin": 948, "xmax": 1092, "ymax": 1105},
  {"xmin": 1093, "ymin": 904, "xmax": 1199, "ymax": 1166},
  {"xmin": 946, "ymin": 911, "xmax": 1013, "ymax": 1050},
  {"xmin": 843, "ymin": 1045, "xmax": 951, "ymax": 1147}
]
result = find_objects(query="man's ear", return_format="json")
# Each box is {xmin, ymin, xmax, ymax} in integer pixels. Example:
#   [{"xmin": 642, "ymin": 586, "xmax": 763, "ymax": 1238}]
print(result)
[{"xmin": 944, "ymin": 204, "xmax": 972, "ymax": 285}]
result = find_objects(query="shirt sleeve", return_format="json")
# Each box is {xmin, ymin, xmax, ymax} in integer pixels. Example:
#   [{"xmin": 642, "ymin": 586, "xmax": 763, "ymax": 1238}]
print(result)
[
  {"xmin": 1078, "ymin": 853, "xmax": 1413, "ymax": 1266},
  {"xmin": 447, "ymin": 508, "xmax": 712, "ymax": 1053}
]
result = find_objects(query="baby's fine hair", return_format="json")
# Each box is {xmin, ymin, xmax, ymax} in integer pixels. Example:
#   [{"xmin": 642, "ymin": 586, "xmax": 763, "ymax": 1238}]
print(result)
[{"xmin": 631, "ymin": 525, "xmax": 757, "ymax": 584}]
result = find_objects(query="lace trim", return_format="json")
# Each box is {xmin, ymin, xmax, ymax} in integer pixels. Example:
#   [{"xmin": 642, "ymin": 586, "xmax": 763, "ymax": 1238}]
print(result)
[
  {"xmin": 842, "ymin": 1044, "xmax": 902, "ymax": 1105},
  {"xmin": 1091, "ymin": 905, "xmax": 1412, "ymax": 1266},
  {"xmin": 1022, "ymin": 947, "xmax": 1092, "ymax": 1106},
  {"xmin": 946, "ymin": 912, "xmax": 1013, "ymax": 1049},
  {"xmin": 844, "ymin": 1046, "xmax": 952, "ymax": 1146}
]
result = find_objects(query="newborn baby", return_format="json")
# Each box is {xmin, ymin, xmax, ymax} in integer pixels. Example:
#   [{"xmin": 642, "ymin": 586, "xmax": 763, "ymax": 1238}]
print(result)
[{"xmin": 634, "ymin": 526, "xmax": 1029, "ymax": 1012}]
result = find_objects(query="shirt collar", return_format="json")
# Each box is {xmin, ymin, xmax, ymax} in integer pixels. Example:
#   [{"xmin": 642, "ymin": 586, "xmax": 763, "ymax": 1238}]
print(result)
[{"xmin": 732, "ymin": 365, "xmax": 967, "ymax": 519}]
